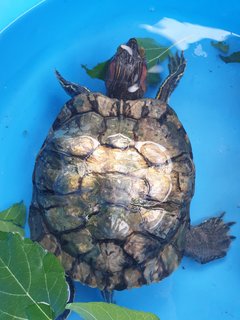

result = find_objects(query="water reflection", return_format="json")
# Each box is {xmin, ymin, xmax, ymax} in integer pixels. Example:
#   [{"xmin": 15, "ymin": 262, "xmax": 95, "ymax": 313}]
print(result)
[{"xmin": 141, "ymin": 17, "xmax": 240, "ymax": 50}]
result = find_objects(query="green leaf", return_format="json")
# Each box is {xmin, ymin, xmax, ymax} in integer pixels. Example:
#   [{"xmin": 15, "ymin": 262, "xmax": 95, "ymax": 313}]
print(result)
[
  {"xmin": 219, "ymin": 51, "xmax": 240, "ymax": 63},
  {"xmin": 26, "ymin": 303, "xmax": 54, "ymax": 320},
  {"xmin": 0, "ymin": 201, "xmax": 26, "ymax": 226},
  {"xmin": 146, "ymin": 72, "xmax": 161, "ymax": 87},
  {"xmin": 0, "ymin": 220, "xmax": 25, "ymax": 236},
  {"xmin": 0, "ymin": 232, "xmax": 68, "ymax": 320},
  {"xmin": 81, "ymin": 60, "xmax": 110, "ymax": 81},
  {"xmin": 136, "ymin": 38, "xmax": 170, "ymax": 68},
  {"xmin": 81, "ymin": 38, "xmax": 171, "ymax": 86},
  {"xmin": 0, "ymin": 202, "xmax": 26, "ymax": 235},
  {"xmin": 137, "ymin": 38, "xmax": 171, "ymax": 86},
  {"xmin": 211, "ymin": 41, "xmax": 229, "ymax": 53},
  {"xmin": 67, "ymin": 302, "xmax": 160, "ymax": 320}
]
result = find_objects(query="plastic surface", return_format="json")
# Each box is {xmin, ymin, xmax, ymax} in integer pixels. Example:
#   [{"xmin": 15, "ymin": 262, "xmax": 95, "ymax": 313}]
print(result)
[
  {"xmin": 0, "ymin": 1, "xmax": 240, "ymax": 319},
  {"xmin": 0, "ymin": 0, "xmax": 43, "ymax": 31}
]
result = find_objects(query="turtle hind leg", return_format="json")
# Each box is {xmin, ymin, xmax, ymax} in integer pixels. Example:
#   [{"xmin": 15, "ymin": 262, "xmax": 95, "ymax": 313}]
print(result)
[
  {"xmin": 55, "ymin": 70, "xmax": 90, "ymax": 97},
  {"xmin": 101, "ymin": 289, "xmax": 114, "ymax": 304},
  {"xmin": 156, "ymin": 51, "xmax": 186, "ymax": 103},
  {"xmin": 184, "ymin": 213, "xmax": 235, "ymax": 264}
]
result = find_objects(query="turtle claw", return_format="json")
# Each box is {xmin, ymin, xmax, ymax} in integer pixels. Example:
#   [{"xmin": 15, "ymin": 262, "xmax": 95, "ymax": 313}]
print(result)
[
  {"xmin": 227, "ymin": 221, "xmax": 236, "ymax": 227},
  {"xmin": 184, "ymin": 214, "xmax": 235, "ymax": 264},
  {"xmin": 55, "ymin": 69, "xmax": 90, "ymax": 97},
  {"xmin": 168, "ymin": 51, "xmax": 186, "ymax": 75},
  {"xmin": 218, "ymin": 211, "xmax": 226, "ymax": 218}
]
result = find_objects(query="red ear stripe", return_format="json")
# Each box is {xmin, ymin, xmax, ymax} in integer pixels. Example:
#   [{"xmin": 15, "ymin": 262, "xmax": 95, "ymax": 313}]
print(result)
[{"xmin": 140, "ymin": 63, "xmax": 147, "ymax": 93}]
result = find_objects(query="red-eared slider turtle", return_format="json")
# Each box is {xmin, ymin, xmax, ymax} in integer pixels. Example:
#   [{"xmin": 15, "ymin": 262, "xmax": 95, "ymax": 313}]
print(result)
[{"xmin": 29, "ymin": 38, "xmax": 234, "ymax": 305}]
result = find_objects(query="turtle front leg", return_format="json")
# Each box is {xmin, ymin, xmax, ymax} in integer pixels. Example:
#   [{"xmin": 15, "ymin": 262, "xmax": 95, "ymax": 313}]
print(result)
[
  {"xmin": 156, "ymin": 52, "xmax": 186, "ymax": 103},
  {"xmin": 184, "ymin": 213, "xmax": 235, "ymax": 264},
  {"xmin": 55, "ymin": 70, "xmax": 90, "ymax": 97}
]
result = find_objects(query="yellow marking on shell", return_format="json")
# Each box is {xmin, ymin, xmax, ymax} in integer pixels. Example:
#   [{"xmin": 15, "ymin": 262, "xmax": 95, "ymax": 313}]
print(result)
[
  {"xmin": 134, "ymin": 141, "xmax": 173, "ymax": 202},
  {"xmin": 163, "ymin": 178, "xmax": 172, "ymax": 202},
  {"xmin": 79, "ymin": 136, "xmax": 100, "ymax": 148},
  {"xmin": 135, "ymin": 140, "xmax": 167, "ymax": 152},
  {"xmin": 83, "ymin": 137, "xmax": 174, "ymax": 203},
  {"xmin": 106, "ymin": 133, "xmax": 133, "ymax": 149},
  {"xmin": 87, "ymin": 145, "xmax": 148, "ymax": 174},
  {"xmin": 52, "ymin": 135, "xmax": 100, "ymax": 157},
  {"xmin": 147, "ymin": 168, "xmax": 172, "ymax": 202},
  {"xmin": 141, "ymin": 209, "xmax": 165, "ymax": 230},
  {"xmin": 69, "ymin": 135, "xmax": 100, "ymax": 156},
  {"xmin": 135, "ymin": 141, "xmax": 173, "ymax": 173},
  {"xmin": 62, "ymin": 229, "xmax": 94, "ymax": 255},
  {"xmin": 54, "ymin": 172, "xmax": 80, "ymax": 194},
  {"xmin": 132, "ymin": 166, "xmax": 172, "ymax": 203}
]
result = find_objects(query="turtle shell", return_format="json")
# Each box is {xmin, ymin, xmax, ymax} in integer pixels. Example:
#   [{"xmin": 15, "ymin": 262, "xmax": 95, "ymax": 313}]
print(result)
[{"xmin": 29, "ymin": 92, "xmax": 195, "ymax": 291}]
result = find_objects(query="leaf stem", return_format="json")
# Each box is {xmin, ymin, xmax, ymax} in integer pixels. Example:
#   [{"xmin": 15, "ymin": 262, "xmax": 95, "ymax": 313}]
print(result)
[{"xmin": 147, "ymin": 36, "xmax": 191, "ymax": 65}]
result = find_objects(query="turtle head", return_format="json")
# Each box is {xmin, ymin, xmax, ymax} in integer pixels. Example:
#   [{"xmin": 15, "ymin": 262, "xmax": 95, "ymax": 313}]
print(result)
[{"xmin": 105, "ymin": 38, "xmax": 147, "ymax": 100}]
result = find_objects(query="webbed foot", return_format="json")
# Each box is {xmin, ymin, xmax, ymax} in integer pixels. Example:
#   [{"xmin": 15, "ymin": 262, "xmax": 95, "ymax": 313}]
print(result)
[
  {"xmin": 155, "ymin": 51, "xmax": 186, "ymax": 102},
  {"xmin": 184, "ymin": 213, "xmax": 235, "ymax": 264},
  {"xmin": 55, "ymin": 70, "xmax": 90, "ymax": 97}
]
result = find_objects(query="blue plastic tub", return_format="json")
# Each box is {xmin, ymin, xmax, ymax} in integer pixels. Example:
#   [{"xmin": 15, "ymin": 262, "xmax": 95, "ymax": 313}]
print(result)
[{"xmin": 0, "ymin": 1, "xmax": 240, "ymax": 319}]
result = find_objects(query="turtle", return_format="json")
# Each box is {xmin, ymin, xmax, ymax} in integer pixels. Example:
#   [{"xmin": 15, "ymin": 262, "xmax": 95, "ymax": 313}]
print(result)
[{"xmin": 29, "ymin": 38, "xmax": 234, "ymax": 307}]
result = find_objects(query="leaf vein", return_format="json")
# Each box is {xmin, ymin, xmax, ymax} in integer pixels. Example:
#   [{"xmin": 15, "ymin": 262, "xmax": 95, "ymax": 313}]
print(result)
[
  {"xmin": 0, "ymin": 309, "xmax": 27, "ymax": 320},
  {"xmin": 22, "ymin": 244, "xmax": 31, "ymax": 292},
  {"xmin": 97, "ymin": 304, "xmax": 115, "ymax": 320},
  {"xmin": 75, "ymin": 306, "xmax": 98, "ymax": 320},
  {"xmin": 0, "ymin": 256, "xmax": 52, "ymax": 320},
  {"xmin": 0, "ymin": 290, "xmax": 26, "ymax": 297}
]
